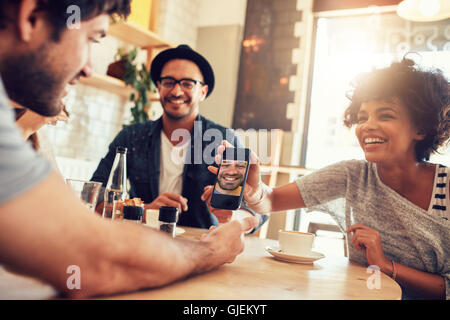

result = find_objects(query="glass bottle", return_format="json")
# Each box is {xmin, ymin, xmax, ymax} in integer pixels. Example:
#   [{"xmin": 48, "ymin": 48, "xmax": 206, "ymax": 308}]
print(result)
[
  {"xmin": 102, "ymin": 146, "xmax": 128, "ymax": 219},
  {"xmin": 158, "ymin": 206, "xmax": 179, "ymax": 238}
]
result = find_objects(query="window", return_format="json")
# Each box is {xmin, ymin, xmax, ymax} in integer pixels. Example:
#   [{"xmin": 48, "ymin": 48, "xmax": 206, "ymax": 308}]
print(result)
[
  {"xmin": 297, "ymin": 11, "xmax": 449, "ymax": 256},
  {"xmin": 304, "ymin": 12, "xmax": 450, "ymax": 169}
]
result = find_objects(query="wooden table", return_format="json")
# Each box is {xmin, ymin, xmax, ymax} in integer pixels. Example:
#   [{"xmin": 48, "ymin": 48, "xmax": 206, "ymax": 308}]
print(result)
[
  {"xmin": 0, "ymin": 227, "xmax": 402, "ymax": 300},
  {"xmin": 109, "ymin": 227, "xmax": 402, "ymax": 300}
]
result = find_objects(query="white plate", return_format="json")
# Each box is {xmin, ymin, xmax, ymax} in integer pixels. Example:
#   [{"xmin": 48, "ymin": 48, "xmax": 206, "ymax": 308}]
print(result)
[
  {"xmin": 143, "ymin": 222, "xmax": 185, "ymax": 235},
  {"xmin": 265, "ymin": 246, "xmax": 325, "ymax": 264}
]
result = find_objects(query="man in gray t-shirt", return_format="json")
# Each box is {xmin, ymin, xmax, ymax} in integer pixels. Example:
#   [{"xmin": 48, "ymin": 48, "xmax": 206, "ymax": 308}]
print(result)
[{"xmin": 0, "ymin": 0, "xmax": 258, "ymax": 299}]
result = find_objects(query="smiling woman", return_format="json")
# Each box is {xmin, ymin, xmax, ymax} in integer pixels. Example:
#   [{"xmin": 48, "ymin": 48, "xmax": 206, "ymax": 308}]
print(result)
[
  {"xmin": 243, "ymin": 57, "xmax": 450, "ymax": 300},
  {"xmin": 344, "ymin": 57, "xmax": 449, "ymax": 162}
]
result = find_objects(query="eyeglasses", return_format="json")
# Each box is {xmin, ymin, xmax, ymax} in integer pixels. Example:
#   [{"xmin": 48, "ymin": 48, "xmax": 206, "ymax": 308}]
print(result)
[{"xmin": 159, "ymin": 77, "xmax": 205, "ymax": 91}]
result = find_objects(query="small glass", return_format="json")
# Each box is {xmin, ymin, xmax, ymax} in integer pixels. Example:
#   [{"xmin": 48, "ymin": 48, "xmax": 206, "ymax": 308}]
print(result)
[
  {"xmin": 123, "ymin": 205, "xmax": 144, "ymax": 223},
  {"xmin": 66, "ymin": 179, "xmax": 102, "ymax": 212},
  {"xmin": 159, "ymin": 206, "xmax": 179, "ymax": 238}
]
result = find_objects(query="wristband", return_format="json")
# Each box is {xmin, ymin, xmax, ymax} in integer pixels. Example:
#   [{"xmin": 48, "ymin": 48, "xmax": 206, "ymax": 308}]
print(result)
[
  {"xmin": 247, "ymin": 183, "xmax": 265, "ymax": 205},
  {"xmin": 391, "ymin": 260, "xmax": 397, "ymax": 281}
]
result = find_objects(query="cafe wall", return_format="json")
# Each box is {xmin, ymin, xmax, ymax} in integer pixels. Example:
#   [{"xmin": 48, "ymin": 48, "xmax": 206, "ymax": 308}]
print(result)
[
  {"xmin": 232, "ymin": 0, "xmax": 302, "ymax": 131},
  {"xmin": 196, "ymin": 0, "xmax": 248, "ymax": 128}
]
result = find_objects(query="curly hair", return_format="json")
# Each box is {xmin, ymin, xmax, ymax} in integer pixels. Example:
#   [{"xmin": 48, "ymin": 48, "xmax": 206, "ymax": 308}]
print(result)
[
  {"xmin": 343, "ymin": 56, "xmax": 450, "ymax": 162},
  {"xmin": 0, "ymin": 0, "xmax": 131, "ymax": 39}
]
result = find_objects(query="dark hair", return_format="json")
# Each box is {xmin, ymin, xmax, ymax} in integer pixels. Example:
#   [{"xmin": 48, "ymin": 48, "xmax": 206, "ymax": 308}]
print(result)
[
  {"xmin": 0, "ymin": 0, "xmax": 131, "ymax": 39},
  {"xmin": 343, "ymin": 56, "xmax": 450, "ymax": 162}
]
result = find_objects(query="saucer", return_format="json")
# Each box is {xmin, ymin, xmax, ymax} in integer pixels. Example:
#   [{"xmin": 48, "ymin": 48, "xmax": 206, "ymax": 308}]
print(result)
[{"xmin": 265, "ymin": 246, "xmax": 325, "ymax": 264}]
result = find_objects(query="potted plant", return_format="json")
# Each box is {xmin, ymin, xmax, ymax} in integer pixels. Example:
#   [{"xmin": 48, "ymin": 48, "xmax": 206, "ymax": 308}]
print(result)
[{"xmin": 108, "ymin": 47, "xmax": 156, "ymax": 124}]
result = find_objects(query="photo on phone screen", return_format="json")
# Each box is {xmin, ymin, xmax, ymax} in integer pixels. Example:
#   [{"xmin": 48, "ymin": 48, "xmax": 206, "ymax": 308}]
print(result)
[{"xmin": 210, "ymin": 148, "xmax": 250, "ymax": 210}]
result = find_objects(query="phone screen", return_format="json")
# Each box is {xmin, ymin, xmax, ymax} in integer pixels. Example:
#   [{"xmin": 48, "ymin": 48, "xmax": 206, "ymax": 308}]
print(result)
[
  {"xmin": 211, "ymin": 148, "xmax": 250, "ymax": 210},
  {"xmin": 214, "ymin": 159, "xmax": 248, "ymax": 196}
]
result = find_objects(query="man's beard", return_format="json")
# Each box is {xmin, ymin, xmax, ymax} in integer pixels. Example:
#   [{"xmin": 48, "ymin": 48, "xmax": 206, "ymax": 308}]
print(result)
[
  {"xmin": 218, "ymin": 174, "xmax": 244, "ymax": 190},
  {"xmin": 163, "ymin": 108, "xmax": 189, "ymax": 121},
  {"xmin": 1, "ymin": 47, "xmax": 65, "ymax": 117},
  {"xmin": 161, "ymin": 97, "xmax": 195, "ymax": 121}
]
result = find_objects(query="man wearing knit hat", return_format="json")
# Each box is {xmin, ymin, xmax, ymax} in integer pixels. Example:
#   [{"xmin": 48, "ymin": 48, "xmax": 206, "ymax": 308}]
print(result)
[{"xmin": 92, "ymin": 45, "xmax": 266, "ymax": 231}]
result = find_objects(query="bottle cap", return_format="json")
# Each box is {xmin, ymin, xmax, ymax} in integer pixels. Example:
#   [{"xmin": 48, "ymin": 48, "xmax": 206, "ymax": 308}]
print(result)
[
  {"xmin": 159, "ymin": 206, "xmax": 179, "ymax": 223},
  {"xmin": 123, "ymin": 206, "xmax": 144, "ymax": 221},
  {"xmin": 116, "ymin": 146, "xmax": 127, "ymax": 154}
]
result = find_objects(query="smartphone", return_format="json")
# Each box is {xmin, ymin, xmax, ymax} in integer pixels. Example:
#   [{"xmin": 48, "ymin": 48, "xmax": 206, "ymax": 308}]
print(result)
[{"xmin": 210, "ymin": 148, "xmax": 251, "ymax": 210}]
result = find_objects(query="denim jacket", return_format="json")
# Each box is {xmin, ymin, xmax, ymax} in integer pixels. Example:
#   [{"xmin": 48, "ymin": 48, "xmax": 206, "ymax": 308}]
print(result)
[{"xmin": 91, "ymin": 114, "xmax": 267, "ymax": 230}]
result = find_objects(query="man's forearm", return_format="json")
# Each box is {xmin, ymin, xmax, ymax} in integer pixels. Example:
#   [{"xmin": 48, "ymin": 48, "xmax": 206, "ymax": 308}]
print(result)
[
  {"xmin": 0, "ymin": 171, "xmax": 227, "ymax": 298},
  {"xmin": 72, "ymin": 220, "xmax": 217, "ymax": 297}
]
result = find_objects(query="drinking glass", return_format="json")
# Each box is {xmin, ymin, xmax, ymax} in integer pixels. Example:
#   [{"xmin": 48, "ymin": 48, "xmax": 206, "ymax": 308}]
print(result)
[{"xmin": 66, "ymin": 179, "xmax": 102, "ymax": 211}]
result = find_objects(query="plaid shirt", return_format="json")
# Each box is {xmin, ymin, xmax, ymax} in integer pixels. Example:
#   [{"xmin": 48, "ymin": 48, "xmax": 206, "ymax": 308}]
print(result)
[{"xmin": 91, "ymin": 114, "xmax": 266, "ymax": 230}]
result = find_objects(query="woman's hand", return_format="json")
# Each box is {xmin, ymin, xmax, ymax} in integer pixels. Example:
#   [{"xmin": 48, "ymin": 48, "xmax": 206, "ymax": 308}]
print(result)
[{"xmin": 346, "ymin": 224, "xmax": 391, "ymax": 271}]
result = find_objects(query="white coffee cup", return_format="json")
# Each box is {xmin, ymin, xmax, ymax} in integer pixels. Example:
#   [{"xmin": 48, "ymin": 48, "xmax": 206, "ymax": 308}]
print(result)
[{"xmin": 278, "ymin": 230, "xmax": 315, "ymax": 256}]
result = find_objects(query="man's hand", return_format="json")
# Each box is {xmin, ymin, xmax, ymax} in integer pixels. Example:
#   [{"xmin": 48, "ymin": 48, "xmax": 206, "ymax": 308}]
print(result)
[
  {"xmin": 199, "ymin": 216, "xmax": 259, "ymax": 265},
  {"xmin": 145, "ymin": 193, "xmax": 188, "ymax": 212}
]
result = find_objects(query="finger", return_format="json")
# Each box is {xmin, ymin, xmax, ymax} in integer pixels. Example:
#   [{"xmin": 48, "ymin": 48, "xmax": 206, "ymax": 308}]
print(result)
[
  {"xmin": 159, "ymin": 197, "xmax": 183, "ymax": 212},
  {"xmin": 215, "ymin": 140, "xmax": 233, "ymax": 165},
  {"xmin": 163, "ymin": 193, "xmax": 189, "ymax": 211},
  {"xmin": 346, "ymin": 224, "xmax": 371, "ymax": 233},
  {"xmin": 351, "ymin": 235, "xmax": 365, "ymax": 251},
  {"xmin": 163, "ymin": 193, "xmax": 187, "ymax": 203},
  {"xmin": 355, "ymin": 235, "xmax": 378, "ymax": 248},
  {"xmin": 201, "ymin": 186, "xmax": 213, "ymax": 201},
  {"xmin": 207, "ymin": 166, "xmax": 218, "ymax": 175},
  {"xmin": 215, "ymin": 153, "xmax": 222, "ymax": 166},
  {"xmin": 221, "ymin": 140, "xmax": 234, "ymax": 148},
  {"xmin": 351, "ymin": 232, "xmax": 376, "ymax": 250},
  {"xmin": 238, "ymin": 216, "xmax": 259, "ymax": 232},
  {"xmin": 249, "ymin": 149, "xmax": 259, "ymax": 165},
  {"xmin": 203, "ymin": 185, "xmax": 214, "ymax": 192},
  {"xmin": 352, "ymin": 229, "xmax": 372, "ymax": 237}
]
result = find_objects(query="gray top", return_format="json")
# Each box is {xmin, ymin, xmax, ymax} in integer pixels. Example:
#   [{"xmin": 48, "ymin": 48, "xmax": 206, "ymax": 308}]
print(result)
[
  {"xmin": 296, "ymin": 160, "xmax": 449, "ymax": 300},
  {"xmin": 0, "ymin": 78, "xmax": 52, "ymax": 204}
]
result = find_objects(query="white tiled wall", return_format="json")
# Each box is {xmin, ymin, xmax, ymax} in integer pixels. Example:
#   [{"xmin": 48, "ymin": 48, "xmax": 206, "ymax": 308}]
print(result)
[
  {"xmin": 158, "ymin": 0, "xmax": 201, "ymax": 48},
  {"xmin": 45, "ymin": 84, "xmax": 128, "ymax": 163}
]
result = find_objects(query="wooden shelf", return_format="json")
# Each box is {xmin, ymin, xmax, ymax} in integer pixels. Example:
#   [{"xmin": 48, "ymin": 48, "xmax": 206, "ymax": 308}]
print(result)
[
  {"xmin": 108, "ymin": 20, "xmax": 174, "ymax": 49},
  {"xmin": 79, "ymin": 73, "xmax": 160, "ymax": 101},
  {"xmin": 78, "ymin": 19, "xmax": 170, "ymax": 100}
]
